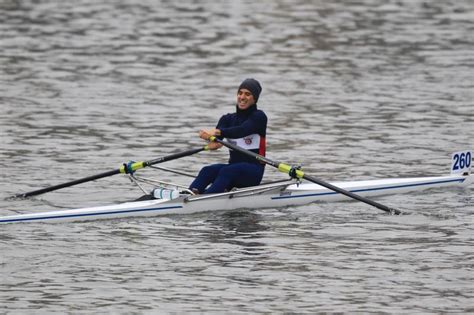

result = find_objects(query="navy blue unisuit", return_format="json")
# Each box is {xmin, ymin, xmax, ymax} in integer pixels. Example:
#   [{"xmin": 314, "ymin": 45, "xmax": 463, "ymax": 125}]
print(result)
[{"xmin": 190, "ymin": 103, "xmax": 267, "ymax": 194}]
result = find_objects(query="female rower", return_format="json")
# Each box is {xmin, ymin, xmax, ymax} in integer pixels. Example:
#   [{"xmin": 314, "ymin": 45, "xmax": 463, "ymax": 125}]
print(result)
[{"xmin": 189, "ymin": 78, "xmax": 267, "ymax": 194}]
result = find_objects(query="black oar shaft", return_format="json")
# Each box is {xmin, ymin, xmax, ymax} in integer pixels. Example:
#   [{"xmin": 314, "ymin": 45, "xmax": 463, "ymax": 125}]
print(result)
[
  {"xmin": 210, "ymin": 136, "xmax": 400, "ymax": 214},
  {"xmin": 302, "ymin": 174, "xmax": 399, "ymax": 214},
  {"xmin": 144, "ymin": 147, "xmax": 205, "ymax": 167},
  {"xmin": 14, "ymin": 147, "xmax": 206, "ymax": 199},
  {"xmin": 16, "ymin": 169, "xmax": 121, "ymax": 198}
]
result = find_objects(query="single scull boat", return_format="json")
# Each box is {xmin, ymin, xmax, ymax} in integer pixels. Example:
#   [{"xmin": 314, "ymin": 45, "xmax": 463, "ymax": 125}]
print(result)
[
  {"xmin": 1, "ymin": 172, "xmax": 471, "ymax": 224},
  {"xmin": 1, "ymin": 149, "xmax": 471, "ymax": 224}
]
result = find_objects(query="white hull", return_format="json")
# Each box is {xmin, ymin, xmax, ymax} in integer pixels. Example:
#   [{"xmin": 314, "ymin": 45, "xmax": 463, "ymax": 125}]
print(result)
[{"xmin": 1, "ymin": 174, "xmax": 471, "ymax": 224}]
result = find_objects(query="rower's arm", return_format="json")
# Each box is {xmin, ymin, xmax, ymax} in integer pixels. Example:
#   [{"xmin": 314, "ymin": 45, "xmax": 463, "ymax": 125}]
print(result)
[{"xmin": 218, "ymin": 111, "xmax": 267, "ymax": 139}]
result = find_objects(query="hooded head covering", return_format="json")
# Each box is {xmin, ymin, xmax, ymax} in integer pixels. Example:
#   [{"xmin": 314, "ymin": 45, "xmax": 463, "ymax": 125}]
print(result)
[{"xmin": 238, "ymin": 78, "xmax": 262, "ymax": 103}]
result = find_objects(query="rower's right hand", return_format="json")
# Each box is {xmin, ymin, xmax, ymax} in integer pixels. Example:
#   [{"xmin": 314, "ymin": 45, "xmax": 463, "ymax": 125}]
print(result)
[{"xmin": 207, "ymin": 142, "xmax": 223, "ymax": 150}]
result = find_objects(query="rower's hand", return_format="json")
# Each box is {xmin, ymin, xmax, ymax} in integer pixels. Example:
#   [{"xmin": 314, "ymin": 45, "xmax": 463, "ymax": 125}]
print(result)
[
  {"xmin": 207, "ymin": 142, "xmax": 223, "ymax": 150},
  {"xmin": 200, "ymin": 129, "xmax": 223, "ymax": 150},
  {"xmin": 199, "ymin": 128, "xmax": 221, "ymax": 140}
]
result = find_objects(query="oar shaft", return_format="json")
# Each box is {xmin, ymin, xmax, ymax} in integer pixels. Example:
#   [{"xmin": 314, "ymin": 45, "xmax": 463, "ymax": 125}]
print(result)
[
  {"xmin": 144, "ymin": 147, "xmax": 206, "ymax": 167},
  {"xmin": 13, "ymin": 147, "xmax": 207, "ymax": 199},
  {"xmin": 210, "ymin": 136, "xmax": 400, "ymax": 214},
  {"xmin": 302, "ymin": 174, "xmax": 399, "ymax": 214},
  {"xmin": 16, "ymin": 169, "xmax": 121, "ymax": 198}
]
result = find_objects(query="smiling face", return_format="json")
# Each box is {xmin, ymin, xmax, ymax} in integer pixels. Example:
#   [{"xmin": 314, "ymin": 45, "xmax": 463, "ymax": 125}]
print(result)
[{"xmin": 237, "ymin": 88, "xmax": 256, "ymax": 110}]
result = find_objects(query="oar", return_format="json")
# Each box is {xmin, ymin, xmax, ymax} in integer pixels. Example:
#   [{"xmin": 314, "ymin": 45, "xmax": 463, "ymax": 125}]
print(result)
[
  {"xmin": 12, "ymin": 146, "xmax": 208, "ymax": 199},
  {"xmin": 209, "ymin": 136, "xmax": 401, "ymax": 215}
]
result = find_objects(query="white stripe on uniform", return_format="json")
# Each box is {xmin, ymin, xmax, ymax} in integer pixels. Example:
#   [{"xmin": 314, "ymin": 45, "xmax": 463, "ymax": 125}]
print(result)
[{"xmin": 227, "ymin": 134, "xmax": 261, "ymax": 150}]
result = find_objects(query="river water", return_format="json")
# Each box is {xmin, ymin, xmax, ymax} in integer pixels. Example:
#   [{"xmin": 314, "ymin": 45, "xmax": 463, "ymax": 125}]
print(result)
[{"xmin": 1, "ymin": 0, "xmax": 473, "ymax": 313}]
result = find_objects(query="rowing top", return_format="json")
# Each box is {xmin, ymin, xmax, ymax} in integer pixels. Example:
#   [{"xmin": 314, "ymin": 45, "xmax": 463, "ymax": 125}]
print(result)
[{"xmin": 217, "ymin": 103, "xmax": 267, "ymax": 165}]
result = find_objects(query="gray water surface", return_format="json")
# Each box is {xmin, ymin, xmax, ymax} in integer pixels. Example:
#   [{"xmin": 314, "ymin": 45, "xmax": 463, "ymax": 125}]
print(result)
[{"xmin": 1, "ymin": 0, "xmax": 473, "ymax": 313}]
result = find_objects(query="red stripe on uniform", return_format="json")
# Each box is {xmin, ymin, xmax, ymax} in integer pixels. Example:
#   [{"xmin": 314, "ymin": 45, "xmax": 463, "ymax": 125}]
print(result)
[{"xmin": 259, "ymin": 136, "xmax": 266, "ymax": 157}]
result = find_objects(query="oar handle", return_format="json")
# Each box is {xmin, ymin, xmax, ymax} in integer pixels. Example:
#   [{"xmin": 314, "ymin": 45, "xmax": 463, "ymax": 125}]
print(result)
[{"xmin": 209, "ymin": 136, "xmax": 401, "ymax": 215}]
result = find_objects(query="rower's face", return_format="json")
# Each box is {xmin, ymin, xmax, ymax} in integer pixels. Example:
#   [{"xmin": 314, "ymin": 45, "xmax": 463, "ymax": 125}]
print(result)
[{"xmin": 237, "ymin": 88, "xmax": 255, "ymax": 110}]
